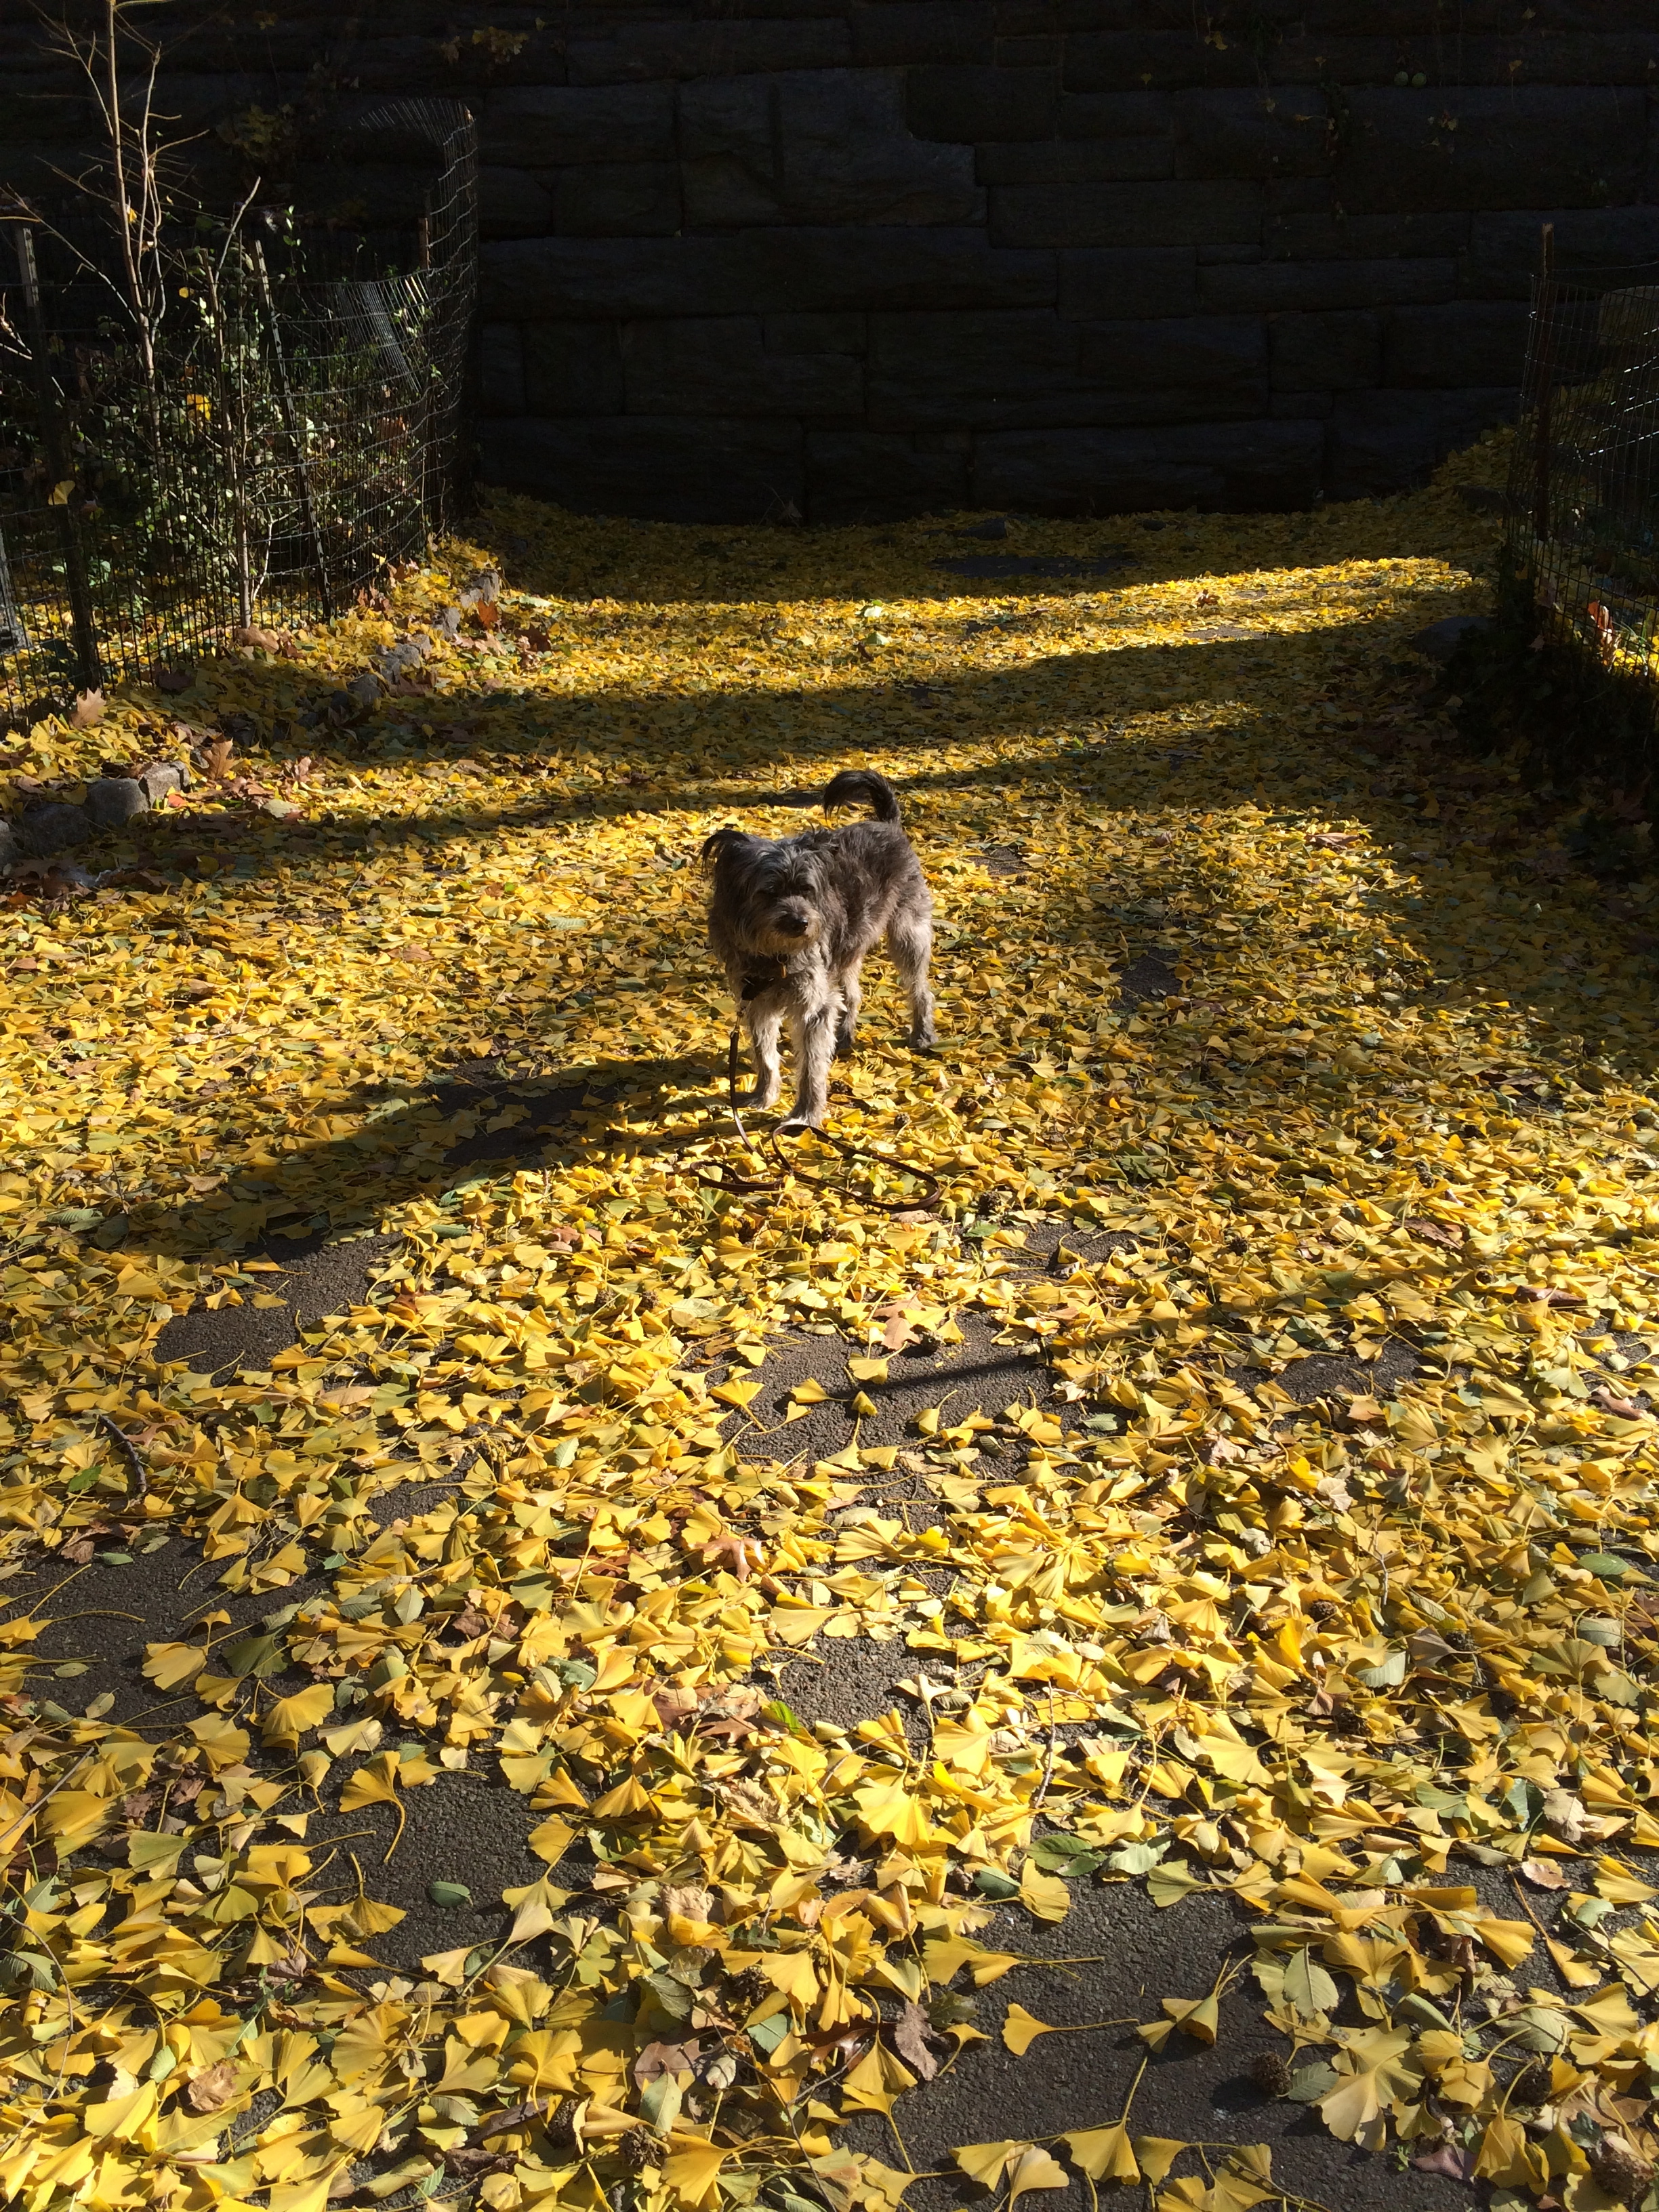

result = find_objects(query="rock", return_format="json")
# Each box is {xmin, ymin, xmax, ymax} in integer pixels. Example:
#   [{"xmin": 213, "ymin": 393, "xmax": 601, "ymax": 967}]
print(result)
[
  {"xmin": 477, "ymin": 415, "xmax": 804, "ymax": 523},
  {"xmin": 907, "ymin": 62, "xmax": 1058, "ymax": 142},
  {"xmin": 1269, "ymin": 310, "xmax": 1380, "ymax": 392},
  {"xmin": 1385, "ymin": 301, "xmax": 1532, "ymax": 390},
  {"xmin": 1407, "ymin": 616, "xmax": 1492, "ymax": 664},
  {"xmin": 1336, "ymin": 85, "xmax": 1645, "ymax": 217},
  {"xmin": 136, "ymin": 761, "xmax": 188, "ymax": 804},
  {"xmin": 0, "ymin": 818, "xmax": 18, "ymax": 871},
  {"xmin": 556, "ymin": 163, "xmax": 681, "ymax": 238},
  {"xmin": 480, "ymin": 228, "xmax": 1054, "ymax": 322},
  {"xmin": 484, "ymin": 84, "xmax": 676, "ymax": 168},
  {"xmin": 623, "ymin": 316, "xmax": 864, "ymax": 417},
  {"xmin": 346, "ymin": 672, "xmax": 381, "ymax": 708},
  {"xmin": 1326, "ymin": 387, "xmax": 1517, "ymax": 499},
  {"xmin": 19, "ymin": 800, "xmax": 92, "ymax": 856},
  {"xmin": 972, "ymin": 419, "xmax": 1324, "ymax": 516},
  {"xmin": 804, "ymin": 432, "xmax": 968, "ymax": 525},
  {"xmin": 1172, "ymin": 87, "xmax": 1330, "ymax": 180},
  {"xmin": 991, "ymin": 178, "xmax": 1261, "ymax": 249},
  {"xmin": 83, "ymin": 775, "xmax": 150, "ymax": 828},
  {"xmin": 478, "ymin": 323, "xmax": 526, "ymax": 415},
  {"xmin": 1200, "ymin": 257, "xmax": 1456, "ymax": 312},
  {"xmin": 1057, "ymin": 248, "xmax": 1198, "ymax": 322}
]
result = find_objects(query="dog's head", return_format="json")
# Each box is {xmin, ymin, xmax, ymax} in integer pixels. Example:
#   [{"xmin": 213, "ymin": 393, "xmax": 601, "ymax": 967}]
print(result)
[{"xmin": 702, "ymin": 827, "xmax": 829, "ymax": 951}]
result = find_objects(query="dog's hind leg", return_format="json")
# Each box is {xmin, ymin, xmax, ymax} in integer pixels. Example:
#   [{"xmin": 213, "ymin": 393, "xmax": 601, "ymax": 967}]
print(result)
[
  {"xmin": 744, "ymin": 1002, "xmax": 785, "ymax": 1108},
  {"xmin": 886, "ymin": 909, "xmax": 936, "ymax": 1049},
  {"xmin": 833, "ymin": 962, "xmax": 863, "ymax": 1057},
  {"xmin": 781, "ymin": 998, "xmax": 836, "ymax": 1130}
]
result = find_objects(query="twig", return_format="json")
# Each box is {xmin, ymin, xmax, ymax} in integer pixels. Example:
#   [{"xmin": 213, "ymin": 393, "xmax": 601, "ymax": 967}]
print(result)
[
  {"xmin": 1033, "ymin": 1687, "xmax": 1059, "ymax": 1809},
  {"xmin": 96, "ymin": 1412, "xmax": 147, "ymax": 1498}
]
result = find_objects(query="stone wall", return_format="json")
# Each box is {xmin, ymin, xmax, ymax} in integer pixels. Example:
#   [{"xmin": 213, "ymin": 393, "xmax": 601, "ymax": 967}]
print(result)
[{"xmin": 5, "ymin": 4, "xmax": 1659, "ymax": 523}]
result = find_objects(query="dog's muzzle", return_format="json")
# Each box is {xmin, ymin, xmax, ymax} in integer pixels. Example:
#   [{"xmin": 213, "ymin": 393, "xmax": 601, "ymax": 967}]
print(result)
[{"xmin": 741, "ymin": 956, "xmax": 788, "ymax": 1001}]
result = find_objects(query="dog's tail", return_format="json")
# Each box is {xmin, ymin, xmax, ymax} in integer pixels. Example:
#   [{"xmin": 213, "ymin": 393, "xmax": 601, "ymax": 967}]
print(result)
[{"xmin": 822, "ymin": 768, "xmax": 901, "ymax": 823}]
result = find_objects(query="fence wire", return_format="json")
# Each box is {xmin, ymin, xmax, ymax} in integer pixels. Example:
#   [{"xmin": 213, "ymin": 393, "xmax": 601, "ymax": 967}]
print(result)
[
  {"xmin": 1504, "ymin": 234, "xmax": 1659, "ymax": 769},
  {"xmin": 0, "ymin": 98, "xmax": 476, "ymax": 722}
]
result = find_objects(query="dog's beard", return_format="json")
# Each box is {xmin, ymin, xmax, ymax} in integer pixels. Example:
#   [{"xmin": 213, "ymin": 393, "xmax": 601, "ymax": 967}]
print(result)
[{"xmin": 749, "ymin": 914, "xmax": 823, "ymax": 955}]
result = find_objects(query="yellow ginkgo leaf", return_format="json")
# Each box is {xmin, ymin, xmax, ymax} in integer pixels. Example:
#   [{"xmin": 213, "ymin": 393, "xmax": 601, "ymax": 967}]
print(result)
[
  {"xmin": 1001, "ymin": 2004, "xmax": 1054, "ymax": 2056},
  {"xmin": 260, "ymin": 1682, "xmax": 333, "ymax": 1753},
  {"xmin": 142, "ymin": 1641, "xmax": 207, "ymax": 1690},
  {"xmin": 661, "ymin": 2140, "xmax": 727, "ymax": 2207},
  {"xmin": 709, "ymin": 1379, "xmax": 760, "ymax": 1408},
  {"xmin": 848, "ymin": 1356, "xmax": 889, "ymax": 1381},
  {"xmin": 954, "ymin": 2142, "xmax": 1026, "ymax": 2190},
  {"xmin": 1063, "ymin": 2125, "xmax": 1140, "ymax": 2185},
  {"xmin": 789, "ymin": 1378, "xmax": 830, "ymax": 1403},
  {"xmin": 1133, "ymin": 2139, "xmax": 1188, "ymax": 2185},
  {"xmin": 1019, "ymin": 1864, "xmax": 1072, "ymax": 1923},
  {"xmin": 1007, "ymin": 2148, "xmax": 1070, "ymax": 2203}
]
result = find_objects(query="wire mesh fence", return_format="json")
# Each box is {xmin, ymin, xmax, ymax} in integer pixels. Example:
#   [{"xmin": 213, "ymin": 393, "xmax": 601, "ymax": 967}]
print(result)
[
  {"xmin": 1504, "ymin": 230, "xmax": 1659, "ymax": 778},
  {"xmin": 0, "ymin": 97, "xmax": 476, "ymax": 724}
]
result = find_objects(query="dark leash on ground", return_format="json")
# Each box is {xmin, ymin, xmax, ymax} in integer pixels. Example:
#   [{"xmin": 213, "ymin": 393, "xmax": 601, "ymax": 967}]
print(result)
[{"xmin": 722, "ymin": 1026, "xmax": 941, "ymax": 1212}]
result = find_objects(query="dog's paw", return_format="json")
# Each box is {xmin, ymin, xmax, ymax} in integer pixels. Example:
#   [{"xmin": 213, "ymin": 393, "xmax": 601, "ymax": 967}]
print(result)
[
  {"xmin": 909, "ymin": 1029, "xmax": 938, "ymax": 1052},
  {"xmin": 777, "ymin": 1113, "xmax": 822, "ymax": 1134}
]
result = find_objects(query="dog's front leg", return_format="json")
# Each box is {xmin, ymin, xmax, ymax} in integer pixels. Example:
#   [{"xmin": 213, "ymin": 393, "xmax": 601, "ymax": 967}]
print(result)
[
  {"xmin": 745, "ymin": 1001, "xmax": 785, "ymax": 1108},
  {"xmin": 781, "ymin": 1000, "xmax": 835, "ymax": 1130},
  {"xmin": 834, "ymin": 962, "xmax": 863, "ymax": 1057}
]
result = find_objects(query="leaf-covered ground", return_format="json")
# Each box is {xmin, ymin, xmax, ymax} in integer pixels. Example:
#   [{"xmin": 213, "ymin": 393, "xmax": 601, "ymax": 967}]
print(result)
[{"xmin": 3, "ymin": 434, "xmax": 1659, "ymax": 2212}]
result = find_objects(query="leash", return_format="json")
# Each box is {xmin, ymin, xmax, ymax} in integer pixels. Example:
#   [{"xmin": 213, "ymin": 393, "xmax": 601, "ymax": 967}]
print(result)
[{"xmin": 720, "ymin": 1023, "xmax": 941, "ymax": 1214}]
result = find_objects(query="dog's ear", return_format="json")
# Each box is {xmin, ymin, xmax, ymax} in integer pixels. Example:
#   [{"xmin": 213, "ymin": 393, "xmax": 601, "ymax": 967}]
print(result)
[{"xmin": 700, "ymin": 825, "xmax": 747, "ymax": 872}]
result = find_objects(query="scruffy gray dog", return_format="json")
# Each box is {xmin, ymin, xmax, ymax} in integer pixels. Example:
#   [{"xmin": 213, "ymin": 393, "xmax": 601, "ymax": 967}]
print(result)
[{"xmin": 702, "ymin": 768, "xmax": 935, "ymax": 1130}]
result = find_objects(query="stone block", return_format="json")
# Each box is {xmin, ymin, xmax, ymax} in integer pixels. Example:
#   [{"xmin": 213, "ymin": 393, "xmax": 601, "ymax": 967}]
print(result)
[
  {"xmin": 852, "ymin": 3, "xmax": 994, "ymax": 66},
  {"xmin": 991, "ymin": 178, "xmax": 1261, "ymax": 249},
  {"xmin": 567, "ymin": 19, "xmax": 850, "ymax": 83},
  {"xmin": 1076, "ymin": 315, "xmax": 1267, "ymax": 422},
  {"xmin": 1384, "ymin": 301, "xmax": 1532, "ymax": 391},
  {"xmin": 478, "ymin": 323, "xmax": 526, "ymax": 417},
  {"xmin": 1199, "ymin": 258, "xmax": 1457, "ymax": 312},
  {"xmin": 972, "ymin": 419, "xmax": 1324, "ymax": 514},
  {"xmin": 867, "ymin": 310, "xmax": 1086, "ymax": 430},
  {"xmin": 1057, "ymin": 248, "xmax": 1198, "ymax": 321},
  {"xmin": 806, "ymin": 432, "xmax": 968, "ymax": 523},
  {"xmin": 0, "ymin": 819, "xmax": 18, "ymax": 872},
  {"xmin": 523, "ymin": 323, "xmax": 625, "ymax": 414},
  {"xmin": 1265, "ymin": 210, "xmax": 1469, "ymax": 262},
  {"xmin": 1465, "ymin": 207, "xmax": 1659, "ymax": 299},
  {"xmin": 476, "ymin": 416, "xmax": 805, "ymax": 524},
  {"xmin": 1269, "ymin": 310, "xmax": 1380, "ymax": 391},
  {"xmin": 84, "ymin": 777, "xmax": 148, "ymax": 828},
  {"xmin": 977, "ymin": 139, "xmax": 1172, "ymax": 185},
  {"xmin": 1063, "ymin": 31, "xmax": 1258, "ymax": 91},
  {"xmin": 1058, "ymin": 91, "xmax": 1172, "ymax": 137},
  {"xmin": 685, "ymin": 70, "xmax": 981, "ymax": 228},
  {"xmin": 485, "ymin": 84, "xmax": 674, "ymax": 167},
  {"xmin": 1337, "ymin": 87, "xmax": 1647, "ymax": 215},
  {"xmin": 1270, "ymin": 391, "xmax": 1333, "ymax": 419},
  {"xmin": 1326, "ymin": 387, "xmax": 1519, "ymax": 501},
  {"xmin": 136, "ymin": 762, "xmax": 187, "ymax": 804},
  {"xmin": 766, "ymin": 312, "xmax": 866, "ymax": 354},
  {"xmin": 482, "ymin": 230, "xmax": 1054, "ymax": 321},
  {"xmin": 1172, "ymin": 87, "xmax": 1330, "ymax": 180},
  {"xmin": 20, "ymin": 801, "xmax": 91, "ymax": 856},
  {"xmin": 907, "ymin": 63, "xmax": 1058, "ymax": 142},
  {"xmin": 555, "ymin": 164, "xmax": 681, "ymax": 237},
  {"xmin": 479, "ymin": 166, "xmax": 553, "ymax": 240},
  {"xmin": 623, "ymin": 317, "xmax": 865, "ymax": 417}
]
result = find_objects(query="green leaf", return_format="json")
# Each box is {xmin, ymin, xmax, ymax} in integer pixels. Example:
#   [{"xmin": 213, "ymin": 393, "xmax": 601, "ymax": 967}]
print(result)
[
  {"xmin": 748, "ymin": 2013, "xmax": 791, "ymax": 2055},
  {"xmin": 1578, "ymin": 1551, "xmax": 1646, "ymax": 1584},
  {"xmin": 220, "ymin": 1631, "xmax": 285, "ymax": 1679},
  {"xmin": 428, "ymin": 1881, "xmax": 472, "ymax": 1908},
  {"xmin": 1287, "ymin": 2062, "xmax": 1338, "ymax": 2102},
  {"xmin": 640, "ymin": 2072, "xmax": 682, "ymax": 2135},
  {"xmin": 1282, "ymin": 1948, "xmax": 1338, "ymax": 2015},
  {"xmin": 972, "ymin": 1868, "xmax": 1021, "ymax": 1898}
]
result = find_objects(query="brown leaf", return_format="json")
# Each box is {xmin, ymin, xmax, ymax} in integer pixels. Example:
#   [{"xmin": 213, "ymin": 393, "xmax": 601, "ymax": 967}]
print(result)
[
  {"xmin": 1404, "ymin": 1217, "xmax": 1461, "ymax": 1248},
  {"xmin": 1519, "ymin": 1859, "xmax": 1567, "ymax": 1890},
  {"xmin": 203, "ymin": 739, "xmax": 235, "ymax": 781},
  {"xmin": 635, "ymin": 2037, "xmax": 702, "ymax": 2087},
  {"xmin": 186, "ymin": 2060, "xmax": 239, "ymax": 2113},
  {"xmin": 891, "ymin": 2001, "xmax": 941, "ymax": 2082},
  {"xmin": 71, "ymin": 689, "xmax": 106, "ymax": 728},
  {"xmin": 1591, "ymin": 1385, "xmax": 1645, "ymax": 1420},
  {"xmin": 155, "ymin": 665, "xmax": 194, "ymax": 695},
  {"xmin": 230, "ymin": 625, "xmax": 285, "ymax": 652},
  {"xmin": 472, "ymin": 600, "xmax": 502, "ymax": 632}
]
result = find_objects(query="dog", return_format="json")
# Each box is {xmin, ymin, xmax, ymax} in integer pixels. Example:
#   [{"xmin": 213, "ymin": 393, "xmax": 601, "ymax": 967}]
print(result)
[{"xmin": 701, "ymin": 768, "xmax": 935, "ymax": 1130}]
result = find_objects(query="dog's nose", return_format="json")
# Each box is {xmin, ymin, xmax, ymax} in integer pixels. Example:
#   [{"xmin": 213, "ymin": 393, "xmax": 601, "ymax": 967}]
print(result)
[{"xmin": 777, "ymin": 912, "xmax": 807, "ymax": 935}]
